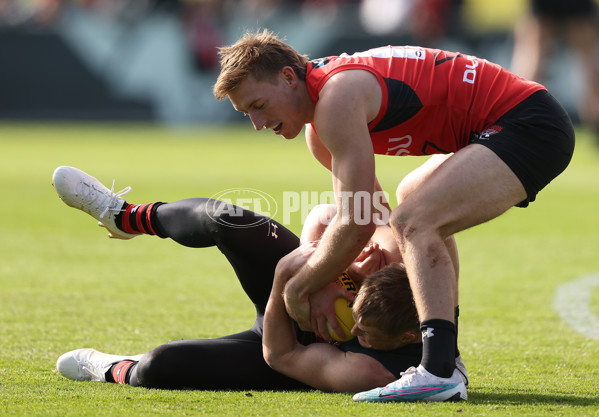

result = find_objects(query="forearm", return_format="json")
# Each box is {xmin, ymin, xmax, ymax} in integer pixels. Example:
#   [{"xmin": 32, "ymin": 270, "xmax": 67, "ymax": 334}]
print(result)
[
  {"xmin": 263, "ymin": 271, "xmax": 301, "ymax": 369},
  {"xmin": 286, "ymin": 217, "xmax": 375, "ymax": 299}
]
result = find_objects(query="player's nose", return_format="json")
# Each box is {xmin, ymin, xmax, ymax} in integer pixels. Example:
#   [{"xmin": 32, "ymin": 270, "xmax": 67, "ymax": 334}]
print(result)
[{"xmin": 249, "ymin": 113, "xmax": 266, "ymax": 131}]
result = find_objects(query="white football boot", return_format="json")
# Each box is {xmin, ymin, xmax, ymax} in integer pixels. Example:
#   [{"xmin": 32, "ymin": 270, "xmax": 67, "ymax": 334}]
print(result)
[
  {"xmin": 52, "ymin": 166, "xmax": 137, "ymax": 239},
  {"xmin": 455, "ymin": 355, "xmax": 469, "ymax": 391},
  {"xmin": 353, "ymin": 364, "xmax": 467, "ymax": 403},
  {"xmin": 56, "ymin": 348, "xmax": 143, "ymax": 382}
]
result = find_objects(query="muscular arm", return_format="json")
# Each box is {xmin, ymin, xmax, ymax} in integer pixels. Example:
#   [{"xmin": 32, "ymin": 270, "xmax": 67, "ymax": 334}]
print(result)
[
  {"xmin": 285, "ymin": 70, "xmax": 383, "ymax": 335},
  {"xmin": 306, "ymin": 125, "xmax": 390, "ymax": 214},
  {"xmin": 263, "ymin": 244, "xmax": 396, "ymax": 392}
]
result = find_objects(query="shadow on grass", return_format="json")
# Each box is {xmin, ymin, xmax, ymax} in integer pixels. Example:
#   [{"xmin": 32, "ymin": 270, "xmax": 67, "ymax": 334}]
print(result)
[{"xmin": 469, "ymin": 391, "xmax": 599, "ymax": 407}]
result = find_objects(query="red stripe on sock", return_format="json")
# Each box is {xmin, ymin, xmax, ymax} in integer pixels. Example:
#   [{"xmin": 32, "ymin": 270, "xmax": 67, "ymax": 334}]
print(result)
[
  {"xmin": 112, "ymin": 360, "xmax": 134, "ymax": 385},
  {"xmin": 145, "ymin": 203, "xmax": 158, "ymax": 236},
  {"xmin": 121, "ymin": 205, "xmax": 137, "ymax": 234},
  {"xmin": 135, "ymin": 204, "xmax": 149, "ymax": 234}
]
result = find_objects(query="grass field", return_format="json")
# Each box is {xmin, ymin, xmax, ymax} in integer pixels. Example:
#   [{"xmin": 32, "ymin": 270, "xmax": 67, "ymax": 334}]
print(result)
[{"xmin": 1, "ymin": 122, "xmax": 598, "ymax": 416}]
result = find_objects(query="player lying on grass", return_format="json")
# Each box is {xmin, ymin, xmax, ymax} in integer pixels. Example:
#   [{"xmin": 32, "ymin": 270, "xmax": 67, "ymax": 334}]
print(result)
[{"xmin": 51, "ymin": 166, "xmax": 467, "ymax": 394}]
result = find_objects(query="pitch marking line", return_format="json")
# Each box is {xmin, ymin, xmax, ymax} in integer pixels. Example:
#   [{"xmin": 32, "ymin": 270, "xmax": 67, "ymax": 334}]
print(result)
[{"xmin": 554, "ymin": 273, "xmax": 599, "ymax": 341}]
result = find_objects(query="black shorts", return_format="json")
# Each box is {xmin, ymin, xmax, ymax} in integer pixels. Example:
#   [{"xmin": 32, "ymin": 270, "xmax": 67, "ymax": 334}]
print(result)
[{"xmin": 470, "ymin": 90, "xmax": 575, "ymax": 207}]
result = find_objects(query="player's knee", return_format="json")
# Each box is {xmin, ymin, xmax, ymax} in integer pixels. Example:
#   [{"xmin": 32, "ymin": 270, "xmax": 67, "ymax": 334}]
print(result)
[
  {"xmin": 390, "ymin": 204, "xmax": 439, "ymax": 250},
  {"xmin": 389, "ymin": 205, "xmax": 416, "ymax": 247},
  {"xmin": 133, "ymin": 344, "xmax": 173, "ymax": 389}
]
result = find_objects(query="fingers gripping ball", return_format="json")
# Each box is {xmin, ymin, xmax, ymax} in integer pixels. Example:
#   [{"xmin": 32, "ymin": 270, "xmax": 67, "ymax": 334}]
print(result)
[{"xmin": 326, "ymin": 272, "xmax": 358, "ymax": 342}]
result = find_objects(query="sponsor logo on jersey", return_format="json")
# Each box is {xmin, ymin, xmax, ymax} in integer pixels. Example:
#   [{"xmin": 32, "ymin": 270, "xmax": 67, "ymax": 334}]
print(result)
[
  {"xmin": 342, "ymin": 46, "xmax": 426, "ymax": 61},
  {"xmin": 311, "ymin": 57, "xmax": 330, "ymax": 68}
]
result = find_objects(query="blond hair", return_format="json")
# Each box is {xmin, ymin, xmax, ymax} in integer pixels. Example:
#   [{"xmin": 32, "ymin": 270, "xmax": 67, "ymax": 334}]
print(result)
[
  {"xmin": 213, "ymin": 29, "xmax": 309, "ymax": 100},
  {"xmin": 353, "ymin": 263, "xmax": 420, "ymax": 336}
]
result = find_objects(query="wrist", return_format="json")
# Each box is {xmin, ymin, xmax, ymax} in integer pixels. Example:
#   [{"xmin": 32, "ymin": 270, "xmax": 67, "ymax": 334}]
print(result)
[{"xmin": 284, "ymin": 278, "xmax": 308, "ymax": 304}]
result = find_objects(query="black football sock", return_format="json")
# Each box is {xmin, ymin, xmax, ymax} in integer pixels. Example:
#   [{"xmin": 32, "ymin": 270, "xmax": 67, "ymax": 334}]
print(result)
[
  {"xmin": 420, "ymin": 319, "xmax": 456, "ymax": 378},
  {"xmin": 106, "ymin": 360, "xmax": 137, "ymax": 385},
  {"xmin": 116, "ymin": 202, "xmax": 167, "ymax": 238}
]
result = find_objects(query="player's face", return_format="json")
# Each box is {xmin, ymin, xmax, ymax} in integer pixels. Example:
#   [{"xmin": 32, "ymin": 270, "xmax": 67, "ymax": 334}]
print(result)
[
  {"xmin": 351, "ymin": 319, "xmax": 404, "ymax": 351},
  {"xmin": 228, "ymin": 70, "xmax": 309, "ymax": 139}
]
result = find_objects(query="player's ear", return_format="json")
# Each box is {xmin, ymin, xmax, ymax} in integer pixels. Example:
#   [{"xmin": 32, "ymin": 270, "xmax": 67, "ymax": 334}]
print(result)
[
  {"xmin": 399, "ymin": 330, "xmax": 418, "ymax": 345},
  {"xmin": 280, "ymin": 66, "xmax": 297, "ymax": 87}
]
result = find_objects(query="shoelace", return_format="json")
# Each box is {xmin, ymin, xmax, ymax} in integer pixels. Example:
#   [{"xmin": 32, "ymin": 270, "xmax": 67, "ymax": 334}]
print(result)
[
  {"xmin": 378, "ymin": 366, "xmax": 418, "ymax": 392},
  {"xmin": 77, "ymin": 178, "xmax": 131, "ymax": 219},
  {"xmin": 399, "ymin": 366, "xmax": 418, "ymax": 377},
  {"xmin": 100, "ymin": 179, "xmax": 132, "ymax": 218}
]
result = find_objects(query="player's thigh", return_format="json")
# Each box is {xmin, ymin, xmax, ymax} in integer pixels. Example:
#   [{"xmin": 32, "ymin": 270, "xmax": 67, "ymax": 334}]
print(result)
[
  {"xmin": 396, "ymin": 154, "xmax": 453, "ymax": 203},
  {"xmin": 393, "ymin": 144, "xmax": 527, "ymax": 238}
]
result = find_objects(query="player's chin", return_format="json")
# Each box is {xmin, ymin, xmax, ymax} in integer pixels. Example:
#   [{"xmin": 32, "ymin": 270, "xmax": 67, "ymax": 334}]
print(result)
[
  {"xmin": 357, "ymin": 336, "xmax": 372, "ymax": 349},
  {"xmin": 281, "ymin": 130, "xmax": 297, "ymax": 140},
  {"xmin": 277, "ymin": 123, "xmax": 302, "ymax": 140}
]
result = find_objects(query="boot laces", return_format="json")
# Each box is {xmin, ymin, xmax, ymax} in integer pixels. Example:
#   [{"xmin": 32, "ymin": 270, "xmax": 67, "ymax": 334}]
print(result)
[
  {"xmin": 399, "ymin": 366, "xmax": 418, "ymax": 377},
  {"xmin": 77, "ymin": 178, "xmax": 131, "ymax": 219}
]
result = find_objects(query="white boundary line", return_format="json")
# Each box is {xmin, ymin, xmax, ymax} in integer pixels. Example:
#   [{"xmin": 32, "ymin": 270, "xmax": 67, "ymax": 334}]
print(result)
[{"xmin": 554, "ymin": 273, "xmax": 599, "ymax": 341}]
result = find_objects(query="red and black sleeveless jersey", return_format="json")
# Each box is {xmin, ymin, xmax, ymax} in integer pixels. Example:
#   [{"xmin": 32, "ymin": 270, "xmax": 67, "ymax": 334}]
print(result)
[{"xmin": 305, "ymin": 46, "xmax": 546, "ymax": 156}]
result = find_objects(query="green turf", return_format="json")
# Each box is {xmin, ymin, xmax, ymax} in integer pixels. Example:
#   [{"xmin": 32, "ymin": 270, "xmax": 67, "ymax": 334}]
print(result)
[{"xmin": 1, "ymin": 122, "xmax": 598, "ymax": 416}]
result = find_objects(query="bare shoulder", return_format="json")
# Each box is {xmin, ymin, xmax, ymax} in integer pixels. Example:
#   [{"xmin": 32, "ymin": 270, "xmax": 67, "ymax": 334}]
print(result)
[
  {"xmin": 323, "ymin": 69, "xmax": 381, "ymax": 95},
  {"xmin": 316, "ymin": 69, "xmax": 382, "ymax": 126}
]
